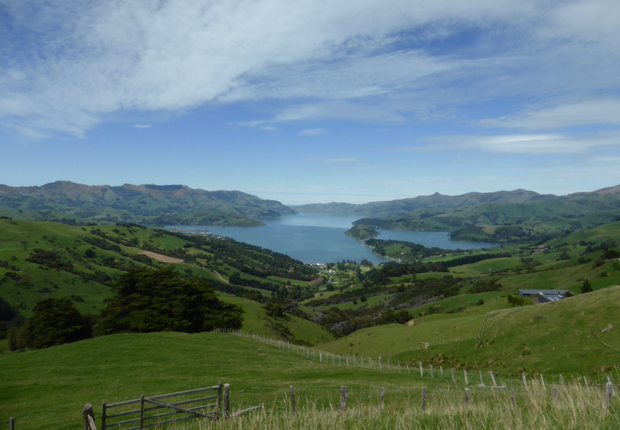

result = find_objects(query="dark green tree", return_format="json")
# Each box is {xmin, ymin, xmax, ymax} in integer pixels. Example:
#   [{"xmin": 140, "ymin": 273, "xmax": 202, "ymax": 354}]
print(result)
[
  {"xmin": 581, "ymin": 279, "xmax": 593, "ymax": 294},
  {"xmin": 96, "ymin": 266, "xmax": 243, "ymax": 335},
  {"xmin": 23, "ymin": 298, "xmax": 92, "ymax": 349}
]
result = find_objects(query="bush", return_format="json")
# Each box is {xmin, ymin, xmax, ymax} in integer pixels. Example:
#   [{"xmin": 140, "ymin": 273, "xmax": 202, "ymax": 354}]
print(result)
[
  {"xmin": 23, "ymin": 298, "xmax": 92, "ymax": 349},
  {"xmin": 581, "ymin": 279, "xmax": 593, "ymax": 294}
]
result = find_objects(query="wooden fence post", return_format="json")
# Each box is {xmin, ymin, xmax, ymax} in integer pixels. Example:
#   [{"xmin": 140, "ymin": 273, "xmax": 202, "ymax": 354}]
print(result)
[
  {"xmin": 464, "ymin": 369, "xmax": 469, "ymax": 386},
  {"xmin": 83, "ymin": 404, "xmax": 95, "ymax": 430},
  {"xmin": 223, "ymin": 383, "xmax": 230, "ymax": 419},
  {"xmin": 522, "ymin": 373, "xmax": 528, "ymax": 391},
  {"xmin": 398, "ymin": 361, "xmax": 401, "ymax": 373},
  {"xmin": 421, "ymin": 388, "xmax": 427, "ymax": 412},
  {"xmin": 607, "ymin": 375, "xmax": 616, "ymax": 395},
  {"xmin": 379, "ymin": 356, "xmax": 382, "ymax": 370},
  {"xmin": 552, "ymin": 386, "xmax": 558, "ymax": 401},
  {"xmin": 540, "ymin": 374, "xmax": 546, "ymax": 391},
  {"xmin": 139, "ymin": 395, "xmax": 145, "ymax": 430},
  {"xmin": 420, "ymin": 362, "xmax": 424, "ymax": 377},
  {"xmin": 102, "ymin": 402, "xmax": 106, "ymax": 430},
  {"xmin": 584, "ymin": 375, "xmax": 589, "ymax": 390},
  {"xmin": 489, "ymin": 371, "xmax": 498, "ymax": 387},
  {"xmin": 606, "ymin": 382, "xmax": 613, "ymax": 406},
  {"xmin": 464, "ymin": 388, "xmax": 470, "ymax": 408},
  {"xmin": 217, "ymin": 381, "xmax": 223, "ymax": 420},
  {"xmin": 511, "ymin": 387, "xmax": 516, "ymax": 408},
  {"xmin": 406, "ymin": 363, "xmax": 410, "ymax": 374},
  {"xmin": 10, "ymin": 418, "xmax": 15, "ymax": 430},
  {"xmin": 430, "ymin": 365, "xmax": 434, "ymax": 378},
  {"xmin": 290, "ymin": 385, "xmax": 296, "ymax": 414},
  {"xmin": 440, "ymin": 366, "xmax": 444, "ymax": 379},
  {"xmin": 320, "ymin": 352, "xmax": 322, "ymax": 363},
  {"xmin": 381, "ymin": 387, "xmax": 385, "ymax": 410},
  {"xmin": 451, "ymin": 368, "xmax": 456, "ymax": 383},
  {"xmin": 340, "ymin": 386, "xmax": 348, "ymax": 411}
]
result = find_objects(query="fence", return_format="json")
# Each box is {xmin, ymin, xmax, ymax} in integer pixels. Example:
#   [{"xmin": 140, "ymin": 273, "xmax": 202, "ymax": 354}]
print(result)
[
  {"xmin": 215, "ymin": 328, "xmax": 619, "ymax": 388},
  {"xmin": 80, "ymin": 382, "xmax": 261, "ymax": 430}
]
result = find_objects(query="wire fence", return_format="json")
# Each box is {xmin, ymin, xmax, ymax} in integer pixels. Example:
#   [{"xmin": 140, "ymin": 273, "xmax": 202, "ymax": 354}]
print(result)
[{"xmin": 214, "ymin": 328, "xmax": 620, "ymax": 390}]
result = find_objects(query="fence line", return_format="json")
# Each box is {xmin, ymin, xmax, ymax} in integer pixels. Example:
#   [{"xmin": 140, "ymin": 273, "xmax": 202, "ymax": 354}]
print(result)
[{"xmin": 214, "ymin": 328, "xmax": 619, "ymax": 389}]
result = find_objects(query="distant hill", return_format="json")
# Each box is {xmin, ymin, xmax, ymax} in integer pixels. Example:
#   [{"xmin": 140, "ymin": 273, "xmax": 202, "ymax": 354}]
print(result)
[
  {"xmin": 0, "ymin": 181, "xmax": 296, "ymax": 226},
  {"xmin": 296, "ymin": 189, "xmax": 554, "ymax": 217},
  {"xmin": 297, "ymin": 185, "xmax": 620, "ymax": 242}
]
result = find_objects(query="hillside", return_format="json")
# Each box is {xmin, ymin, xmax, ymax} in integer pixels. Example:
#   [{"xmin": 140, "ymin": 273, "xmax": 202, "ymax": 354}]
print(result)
[
  {"xmin": 0, "ymin": 220, "xmax": 332, "ymax": 345},
  {"xmin": 296, "ymin": 189, "xmax": 552, "ymax": 217},
  {"xmin": 318, "ymin": 286, "xmax": 620, "ymax": 375},
  {"xmin": 0, "ymin": 181, "xmax": 296, "ymax": 226},
  {"xmin": 353, "ymin": 190, "xmax": 620, "ymax": 243}
]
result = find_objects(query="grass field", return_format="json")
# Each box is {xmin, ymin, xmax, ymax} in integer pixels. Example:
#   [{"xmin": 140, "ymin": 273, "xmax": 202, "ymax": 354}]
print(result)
[
  {"xmin": 391, "ymin": 286, "xmax": 620, "ymax": 375},
  {"xmin": 220, "ymin": 296, "xmax": 334, "ymax": 344},
  {"xmin": 0, "ymin": 332, "xmax": 451, "ymax": 430},
  {"xmin": 2, "ymin": 331, "xmax": 619, "ymax": 430}
]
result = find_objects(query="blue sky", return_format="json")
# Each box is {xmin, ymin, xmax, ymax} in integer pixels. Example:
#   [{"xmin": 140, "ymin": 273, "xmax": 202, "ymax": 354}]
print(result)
[{"xmin": 1, "ymin": 0, "xmax": 619, "ymax": 205}]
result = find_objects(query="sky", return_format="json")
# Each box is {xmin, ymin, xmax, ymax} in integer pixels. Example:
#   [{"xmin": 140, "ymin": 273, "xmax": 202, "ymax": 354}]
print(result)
[{"xmin": 1, "ymin": 0, "xmax": 619, "ymax": 205}]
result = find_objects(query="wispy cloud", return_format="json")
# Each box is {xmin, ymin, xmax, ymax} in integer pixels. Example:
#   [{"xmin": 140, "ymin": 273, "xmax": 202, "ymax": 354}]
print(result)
[
  {"xmin": 1, "ymin": 0, "xmax": 619, "ymax": 140},
  {"xmin": 134, "ymin": 124, "xmax": 151, "ymax": 129},
  {"xmin": 479, "ymin": 100, "xmax": 620, "ymax": 131},
  {"xmin": 381, "ymin": 131, "xmax": 620, "ymax": 155}
]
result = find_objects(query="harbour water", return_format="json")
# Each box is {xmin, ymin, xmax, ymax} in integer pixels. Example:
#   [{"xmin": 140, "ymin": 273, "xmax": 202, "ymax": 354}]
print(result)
[{"xmin": 167, "ymin": 212, "xmax": 494, "ymax": 264}]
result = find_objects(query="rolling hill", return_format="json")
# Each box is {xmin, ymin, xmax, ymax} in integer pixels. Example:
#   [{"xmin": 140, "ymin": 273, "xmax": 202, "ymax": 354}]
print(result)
[{"xmin": 0, "ymin": 181, "xmax": 296, "ymax": 226}]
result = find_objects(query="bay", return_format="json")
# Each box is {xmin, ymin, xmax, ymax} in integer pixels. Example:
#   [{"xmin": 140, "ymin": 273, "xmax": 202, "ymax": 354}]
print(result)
[{"xmin": 167, "ymin": 212, "xmax": 495, "ymax": 264}]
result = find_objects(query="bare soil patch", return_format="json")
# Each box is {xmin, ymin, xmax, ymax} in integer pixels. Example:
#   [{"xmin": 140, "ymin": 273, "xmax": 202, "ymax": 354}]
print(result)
[{"xmin": 139, "ymin": 251, "xmax": 184, "ymax": 264}]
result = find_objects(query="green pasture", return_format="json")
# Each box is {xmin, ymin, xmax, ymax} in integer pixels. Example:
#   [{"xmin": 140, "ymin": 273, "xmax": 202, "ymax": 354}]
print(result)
[
  {"xmin": 392, "ymin": 286, "xmax": 620, "ymax": 375},
  {"xmin": 0, "ymin": 332, "xmax": 449, "ymax": 430},
  {"xmin": 449, "ymin": 257, "xmax": 522, "ymax": 275},
  {"xmin": 221, "ymin": 296, "xmax": 334, "ymax": 345}
]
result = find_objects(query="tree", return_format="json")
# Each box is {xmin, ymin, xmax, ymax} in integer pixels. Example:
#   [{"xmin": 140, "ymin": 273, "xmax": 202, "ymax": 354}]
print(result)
[
  {"xmin": 23, "ymin": 298, "xmax": 92, "ymax": 349},
  {"xmin": 96, "ymin": 266, "xmax": 243, "ymax": 335},
  {"xmin": 581, "ymin": 279, "xmax": 593, "ymax": 294}
]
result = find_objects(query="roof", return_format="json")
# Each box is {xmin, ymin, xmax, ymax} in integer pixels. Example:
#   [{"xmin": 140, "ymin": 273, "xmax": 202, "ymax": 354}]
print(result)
[
  {"xmin": 519, "ymin": 289, "xmax": 570, "ymax": 296},
  {"xmin": 538, "ymin": 294, "xmax": 566, "ymax": 303}
]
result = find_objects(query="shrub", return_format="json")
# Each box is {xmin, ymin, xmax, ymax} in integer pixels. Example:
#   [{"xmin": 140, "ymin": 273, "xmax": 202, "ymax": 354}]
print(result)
[{"xmin": 23, "ymin": 298, "xmax": 92, "ymax": 349}]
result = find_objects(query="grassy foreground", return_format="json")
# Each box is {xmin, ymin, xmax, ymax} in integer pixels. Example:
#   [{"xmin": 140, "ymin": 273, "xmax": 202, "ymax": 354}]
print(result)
[
  {"xmin": 187, "ymin": 381, "xmax": 620, "ymax": 430},
  {"xmin": 3, "ymin": 330, "xmax": 620, "ymax": 430}
]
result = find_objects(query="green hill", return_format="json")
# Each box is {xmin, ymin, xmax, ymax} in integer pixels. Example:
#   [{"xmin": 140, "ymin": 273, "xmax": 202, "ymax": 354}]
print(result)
[
  {"xmin": 0, "ymin": 181, "xmax": 296, "ymax": 226},
  {"xmin": 0, "ymin": 220, "xmax": 333, "ymax": 345}
]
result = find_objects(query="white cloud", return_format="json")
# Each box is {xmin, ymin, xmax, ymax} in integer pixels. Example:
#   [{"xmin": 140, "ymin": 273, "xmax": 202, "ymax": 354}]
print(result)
[
  {"xmin": 479, "ymin": 100, "xmax": 620, "ymax": 131},
  {"xmin": 299, "ymin": 128, "xmax": 327, "ymax": 136},
  {"xmin": 134, "ymin": 124, "xmax": 151, "ymax": 128},
  {"xmin": 1, "ymin": 0, "xmax": 619, "ymax": 139},
  {"xmin": 393, "ymin": 131, "xmax": 620, "ymax": 155}
]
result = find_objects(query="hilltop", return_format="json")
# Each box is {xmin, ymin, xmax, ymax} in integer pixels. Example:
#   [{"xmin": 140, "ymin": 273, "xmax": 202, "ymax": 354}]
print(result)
[{"xmin": 0, "ymin": 181, "xmax": 296, "ymax": 226}]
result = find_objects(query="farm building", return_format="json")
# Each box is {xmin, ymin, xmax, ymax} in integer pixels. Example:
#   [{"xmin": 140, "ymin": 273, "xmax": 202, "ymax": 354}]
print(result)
[
  {"xmin": 518, "ymin": 289, "xmax": 570, "ymax": 297},
  {"xmin": 519, "ymin": 289, "xmax": 570, "ymax": 304}
]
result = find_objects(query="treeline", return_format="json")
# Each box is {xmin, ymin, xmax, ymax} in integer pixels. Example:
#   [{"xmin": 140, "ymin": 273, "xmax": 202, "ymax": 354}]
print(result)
[{"xmin": 7, "ymin": 267, "xmax": 244, "ymax": 351}]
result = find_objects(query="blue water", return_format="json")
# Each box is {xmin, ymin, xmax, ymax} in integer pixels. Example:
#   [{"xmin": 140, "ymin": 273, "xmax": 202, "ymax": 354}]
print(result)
[{"xmin": 167, "ymin": 212, "xmax": 494, "ymax": 264}]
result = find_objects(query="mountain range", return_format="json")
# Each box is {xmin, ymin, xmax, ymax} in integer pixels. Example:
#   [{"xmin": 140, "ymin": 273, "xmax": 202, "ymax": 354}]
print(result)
[{"xmin": 0, "ymin": 181, "xmax": 296, "ymax": 226}]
